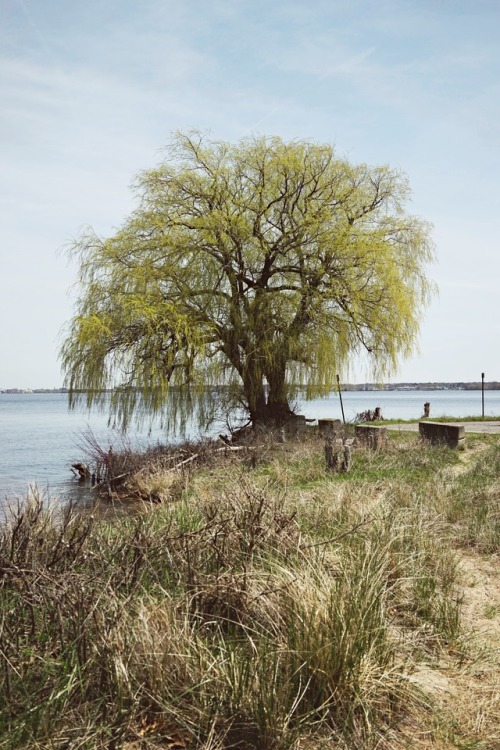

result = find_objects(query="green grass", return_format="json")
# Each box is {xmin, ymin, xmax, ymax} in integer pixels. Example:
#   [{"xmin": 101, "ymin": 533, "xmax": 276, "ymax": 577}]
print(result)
[
  {"xmin": 258, "ymin": 432, "xmax": 460, "ymax": 490},
  {"xmin": 420, "ymin": 415, "xmax": 500, "ymax": 423},
  {"xmin": 370, "ymin": 415, "xmax": 500, "ymax": 425},
  {"xmin": 446, "ymin": 442, "xmax": 500, "ymax": 552},
  {"xmin": 0, "ymin": 431, "xmax": 498, "ymax": 749}
]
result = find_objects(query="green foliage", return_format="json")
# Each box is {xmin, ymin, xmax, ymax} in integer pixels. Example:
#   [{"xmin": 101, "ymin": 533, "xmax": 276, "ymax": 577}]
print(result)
[{"xmin": 61, "ymin": 132, "xmax": 435, "ymax": 430}]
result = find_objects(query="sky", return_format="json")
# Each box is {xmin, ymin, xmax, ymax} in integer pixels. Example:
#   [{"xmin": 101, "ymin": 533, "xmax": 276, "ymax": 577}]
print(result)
[{"xmin": 1, "ymin": 0, "xmax": 499, "ymax": 388}]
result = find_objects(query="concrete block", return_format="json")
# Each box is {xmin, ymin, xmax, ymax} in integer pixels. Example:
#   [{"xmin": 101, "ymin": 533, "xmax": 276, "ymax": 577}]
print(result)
[
  {"xmin": 284, "ymin": 414, "xmax": 307, "ymax": 437},
  {"xmin": 418, "ymin": 421, "xmax": 465, "ymax": 449}
]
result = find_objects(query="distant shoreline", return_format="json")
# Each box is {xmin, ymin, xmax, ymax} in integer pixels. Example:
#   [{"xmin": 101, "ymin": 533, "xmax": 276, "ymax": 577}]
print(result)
[{"xmin": 1, "ymin": 382, "xmax": 499, "ymax": 394}]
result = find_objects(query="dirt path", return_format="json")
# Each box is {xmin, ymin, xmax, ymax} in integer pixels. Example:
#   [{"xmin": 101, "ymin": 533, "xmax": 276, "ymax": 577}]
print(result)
[
  {"xmin": 408, "ymin": 440, "xmax": 500, "ymax": 749},
  {"xmin": 444, "ymin": 444, "xmax": 499, "ymax": 746},
  {"xmin": 447, "ymin": 552, "xmax": 500, "ymax": 748}
]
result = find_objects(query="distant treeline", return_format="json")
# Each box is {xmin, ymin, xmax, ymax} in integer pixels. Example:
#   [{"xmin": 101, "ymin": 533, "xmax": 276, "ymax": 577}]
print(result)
[
  {"xmin": 0, "ymin": 388, "xmax": 70, "ymax": 394},
  {"xmin": 342, "ymin": 382, "xmax": 500, "ymax": 391},
  {"xmin": 2, "ymin": 382, "xmax": 499, "ymax": 394}
]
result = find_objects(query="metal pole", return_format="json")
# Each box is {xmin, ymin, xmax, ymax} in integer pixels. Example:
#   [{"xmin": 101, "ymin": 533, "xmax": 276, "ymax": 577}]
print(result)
[
  {"xmin": 481, "ymin": 372, "xmax": 485, "ymax": 418},
  {"xmin": 337, "ymin": 374, "xmax": 346, "ymax": 424}
]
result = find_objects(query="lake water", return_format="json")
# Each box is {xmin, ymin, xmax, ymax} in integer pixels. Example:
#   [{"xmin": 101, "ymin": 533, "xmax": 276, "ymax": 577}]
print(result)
[{"xmin": 1, "ymin": 390, "xmax": 499, "ymax": 502}]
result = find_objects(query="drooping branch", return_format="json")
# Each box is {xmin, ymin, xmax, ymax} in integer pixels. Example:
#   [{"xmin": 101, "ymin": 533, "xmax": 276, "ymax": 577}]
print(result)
[{"xmin": 61, "ymin": 132, "xmax": 435, "ymax": 431}]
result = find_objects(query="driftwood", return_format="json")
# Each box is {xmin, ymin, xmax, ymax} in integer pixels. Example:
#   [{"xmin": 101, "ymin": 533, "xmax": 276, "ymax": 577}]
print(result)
[
  {"xmin": 90, "ymin": 471, "xmax": 132, "ymax": 491},
  {"xmin": 355, "ymin": 407, "xmax": 383, "ymax": 422},
  {"xmin": 71, "ymin": 463, "xmax": 90, "ymax": 480},
  {"xmin": 80, "ymin": 441, "xmax": 257, "ymax": 500}
]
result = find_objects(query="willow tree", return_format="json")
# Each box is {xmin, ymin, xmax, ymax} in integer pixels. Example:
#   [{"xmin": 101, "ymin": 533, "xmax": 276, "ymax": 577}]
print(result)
[{"xmin": 61, "ymin": 132, "xmax": 434, "ymax": 430}]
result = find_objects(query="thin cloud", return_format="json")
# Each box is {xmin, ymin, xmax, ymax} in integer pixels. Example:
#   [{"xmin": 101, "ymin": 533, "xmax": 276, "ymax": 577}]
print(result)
[
  {"xmin": 1, "ymin": 0, "xmax": 500, "ymax": 385},
  {"xmin": 272, "ymin": 39, "xmax": 377, "ymax": 79},
  {"xmin": 15, "ymin": 0, "xmax": 52, "ymax": 55}
]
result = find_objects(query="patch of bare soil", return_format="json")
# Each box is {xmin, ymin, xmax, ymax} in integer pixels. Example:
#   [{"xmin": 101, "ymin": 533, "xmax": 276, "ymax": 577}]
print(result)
[
  {"xmin": 459, "ymin": 553, "xmax": 500, "ymax": 646},
  {"xmin": 394, "ymin": 445, "xmax": 500, "ymax": 749},
  {"xmin": 442, "ymin": 447, "xmax": 499, "ymax": 749},
  {"xmin": 442, "ymin": 440, "xmax": 489, "ymax": 480},
  {"xmin": 447, "ymin": 553, "xmax": 500, "ymax": 747},
  {"xmin": 392, "ymin": 553, "xmax": 499, "ymax": 750}
]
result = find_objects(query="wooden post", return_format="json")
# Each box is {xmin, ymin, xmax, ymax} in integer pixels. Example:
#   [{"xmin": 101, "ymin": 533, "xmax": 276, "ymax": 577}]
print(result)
[
  {"xmin": 336, "ymin": 374, "xmax": 346, "ymax": 424},
  {"xmin": 325, "ymin": 437, "xmax": 353, "ymax": 472},
  {"xmin": 342, "ymin": 443, "xmax": 352, "ymax": 472},
  {"xmin": 324, "ymin": 437, "xmax": 335, "ymax": 471}
]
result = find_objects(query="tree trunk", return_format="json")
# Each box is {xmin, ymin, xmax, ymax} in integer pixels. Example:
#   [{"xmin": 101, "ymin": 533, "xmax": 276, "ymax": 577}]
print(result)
[
  {"xmin": 265, "ymin": 361, "xmax": 293, "ymax": 426},
  {"xmin": 242, "ymin": 355, "xmax": 295, "ymax": 428},
  {"xmin": 242, "ymin": 359, "xmax": 268, "ymax": 425}
]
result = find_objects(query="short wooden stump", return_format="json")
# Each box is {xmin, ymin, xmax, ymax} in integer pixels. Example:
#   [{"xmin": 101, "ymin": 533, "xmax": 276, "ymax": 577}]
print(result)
[
  {"xmin": 318, "ymin": 418, "xmax": 342, "ymax": 436},
  {"xmin": 355, "ymin": 424, "xmax": 387, "ymax": 449}
]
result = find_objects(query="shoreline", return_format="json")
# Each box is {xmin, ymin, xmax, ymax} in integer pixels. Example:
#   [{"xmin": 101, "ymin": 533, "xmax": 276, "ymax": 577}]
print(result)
[{"xmin": 2, "ymin": 381, "xmax": 500, "ymax": 394}]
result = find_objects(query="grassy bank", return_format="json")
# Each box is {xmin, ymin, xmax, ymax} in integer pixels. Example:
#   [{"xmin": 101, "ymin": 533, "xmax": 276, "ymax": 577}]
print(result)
[
  {"xmin": 371, "ymin": 415, "xmax": 500, "ymax": 425},
  {"xmin": 0, "ymin": 430, "xmax": 498, "ymax": 749}
]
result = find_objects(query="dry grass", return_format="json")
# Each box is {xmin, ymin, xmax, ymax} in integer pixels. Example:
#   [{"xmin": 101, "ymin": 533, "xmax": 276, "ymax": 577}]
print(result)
[{"xmin": 0, "ymin": 431, "xmax": 498, "ymax": 749}]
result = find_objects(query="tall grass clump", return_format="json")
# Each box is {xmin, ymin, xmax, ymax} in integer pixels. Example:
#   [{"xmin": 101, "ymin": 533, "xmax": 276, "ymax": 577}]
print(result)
[{"xmin": 0, "ymin": 432, "xmax": 482, "ymax": 749}]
